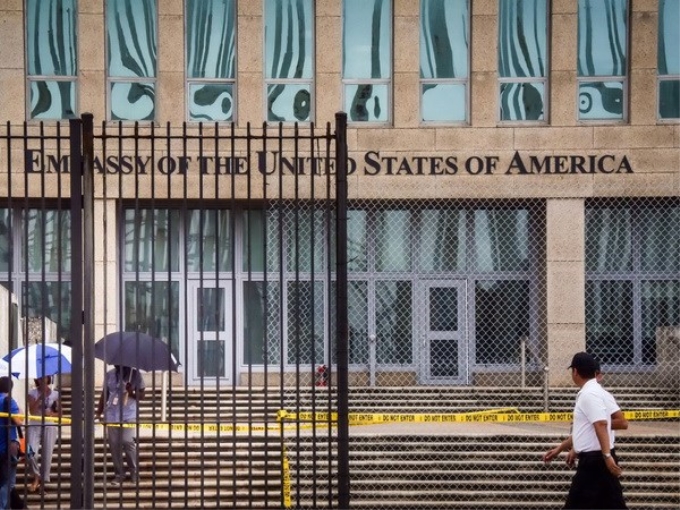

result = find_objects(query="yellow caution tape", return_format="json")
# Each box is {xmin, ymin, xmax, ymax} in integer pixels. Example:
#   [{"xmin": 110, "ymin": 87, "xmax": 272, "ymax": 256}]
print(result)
[
  {"xmin": 279, "ymin": 408, "xmax": 680, "ymax": 426},
  {"xmin": 0, "ymin": 412, "xmax": 71, "ymax": 424},
  {"xmin": 282, "ymin": 445, "xmax": 291, "ymax": 508}
]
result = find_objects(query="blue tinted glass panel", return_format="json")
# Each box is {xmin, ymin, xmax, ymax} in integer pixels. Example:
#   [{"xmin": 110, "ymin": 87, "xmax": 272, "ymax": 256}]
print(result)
[
  {"xmin": 186, "ymin": 0, "xmax": 236, "ymax": 79},
  {"xmin": 578, "ymin": 81, "xmax": 624, "ymax": 120},
  {"xmin": 26, "ymin": 0, "xmax": 77, "ymax": 76},
  {"xmin": 267, "ymin": 84, "xmax": 312, "ymax": 122},
  {"xmin": 500, "ymin": 82, "xmax": 545, "ymax": 121},
  {"xmin": 107, "ymin": 0, "xmax": 157, "ymax": 78},
  {"xmin": 658, "ymin": 0, "xmax": 680, "ymax": 74},
  {"xmin": 124, "ymin": 209, "xmax": 180, "ymax": 272},
  {"xmin": 375, "ymin": 281, "xmax": 412, "ymax": 364},
  {"xmin": 343, "ymin": 0, "xmax": 391, "ymax": 79},
  {"xmin": 30, "ymin": 81, "xmax": 77, "ymax": 120},
  {"xmin": 110, "ymin": 82, "xmax": 155, "ymax": 120},
  {"xmin": 420, "ymin": 0, "xmax": 468, "ymax": 79},
  {"xmin": 265, "ymin": 0, "xmax": 313, "ymax": 79},
  {"xmin": 25, "ymin": 210, "xmax": 71, "ymax": 273},
  {"xmin": 186, "ymin": 210, "xmax": 232, "ymax": 272},
  {"xmin": 640, "ymin": 204, "xmax": 680, "ymax": 272},
  {"xmin": 473, "ymin": 209, "xmax": 529, "ymax": 272},
  {"xmin": 585, "ymin": 205, "xmax": 633, "ymax": 272},
  {"xmin": 641, "ymin": 281, "xmax": 680, "ymax": 365},
  {"xmin": 577, "ymin": 0, "xmax": 627, "ymax": 77},
  {"xmin": 659, "ymin": 80, "xmax": 680, "ymax": 119},
  {"xmin": 344, "ymin": 84, "xmax": 388, "ymax": 122},
  {"xmin": 421, "ymin": 83, "xmax": 466, "ymax": 122},
  {"xmin": 189, "ymin": 83, "xmax": 234, "ymax": 121},
  {"xmin": 416, "ymin": 208, "xmax": 466, "ymax": 271},
  {"xmin": 375, "ymin": 209, "xmax": 411, "ymax": 272},
  {"xmin": 498, "ymin": 0, "xmax": 547, "ymax": 78},
  {"xmin": 586, "ymin": 280, "xmax": 634, "ymax": 364}
]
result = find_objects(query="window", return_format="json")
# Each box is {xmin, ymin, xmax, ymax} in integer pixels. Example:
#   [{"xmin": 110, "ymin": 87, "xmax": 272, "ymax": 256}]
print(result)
[
  {"xmin": 186, "ymin": 0, "xmax": 236, "ymax": 122},
  {"xmin": 0, "ymin": 208, "xmax": 72, "ymax": 343},
  {"xmin": 498, "ymin": 0, "xmax": 548, "ymax": 122},
  {"xmin": 577, "ymin": 0, "xmax": 628, "ymax": 121},
  {"xmin": 342, "ymin": 0, "xmax": 392, "ymax": 123},
  {"xmin": 26, "ymin": 0, "xmax": 78, "ymax": 120},
  {"xmin": 419, "ymin": 0, "xmax": 469, "ymax": 123},
  {"xmin": 658, "ymin": 0, "xmax": 680, "ymax": 119},
  {"xmin": 264, "ymin": 0, "xmax": 314, "ymax": 122},
  {"xmin": 585, "ymin": 199, "xmax": 680, "ymax": 367},
  {"xmin": 106, "ymin": 0, "xmax": 157, "ymax": 121}
]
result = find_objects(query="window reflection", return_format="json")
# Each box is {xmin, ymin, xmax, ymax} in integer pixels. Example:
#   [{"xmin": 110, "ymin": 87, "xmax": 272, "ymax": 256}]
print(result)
[
  {"xmin": 577, "ymin": 0, "xmax": 628, "ymax": 120},
  {"xmin": 26, "ymin": 0, "xmax": 78, "ymax": 119},
  {"xmin": 658, "ymin": 0, "xmax": 680, "ymax": 119},
  {"xmin": 107, "ymin": 0, "xmax": 157, "ymax": 120},
  {"xmin": 265, "ymin": 0, "xmax": 313, "ymax": 122},
  {"xmin": 498, "ymin": 0, "xmax": 547, "ymax": 121},
  {"xmin": 186, "ymin": 0, "xmax": 236, "ymax": 121}
]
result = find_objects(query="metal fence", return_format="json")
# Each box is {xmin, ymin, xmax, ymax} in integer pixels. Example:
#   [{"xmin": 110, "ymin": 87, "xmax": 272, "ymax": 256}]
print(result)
[{"xmin": 0, "ymin": 115, "xmax": 678, "ymax": 509}]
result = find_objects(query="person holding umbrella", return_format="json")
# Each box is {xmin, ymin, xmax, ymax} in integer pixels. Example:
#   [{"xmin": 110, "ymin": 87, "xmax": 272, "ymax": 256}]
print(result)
[
  {"xmin": 95, "ymin": 365, "xmax": 146, "ymax": 486},
  {"xmin": 26, "ymin": 375, "xmax": 61, "ymax": 492}
]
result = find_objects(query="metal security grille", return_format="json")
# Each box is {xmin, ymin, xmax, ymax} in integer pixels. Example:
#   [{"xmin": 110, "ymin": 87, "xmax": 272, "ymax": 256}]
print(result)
[{"xmin": 0, "ymin": 117, "xmax": 678, "ymax": 510}]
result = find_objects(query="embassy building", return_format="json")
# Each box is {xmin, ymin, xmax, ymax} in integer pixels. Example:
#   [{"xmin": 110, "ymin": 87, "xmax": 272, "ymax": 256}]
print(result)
[{"xmin": 0, "ymin": 0, "xmax": 678, "ymax": 390}]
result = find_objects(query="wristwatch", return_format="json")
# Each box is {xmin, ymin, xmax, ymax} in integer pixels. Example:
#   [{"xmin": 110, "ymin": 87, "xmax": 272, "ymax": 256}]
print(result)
[{"xmin": 603, "ymin": 453, "xmax": 612, "ymax": 459}]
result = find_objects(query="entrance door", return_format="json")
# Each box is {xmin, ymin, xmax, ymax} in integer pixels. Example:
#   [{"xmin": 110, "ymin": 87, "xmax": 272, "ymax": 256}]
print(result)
[
  {"xmin": 419, "ymin": 281, "xmax": 467, "ymax": 384},
  {"xmin": 187, "ymin": 281, "xmax": 233, "ymax": 385}
]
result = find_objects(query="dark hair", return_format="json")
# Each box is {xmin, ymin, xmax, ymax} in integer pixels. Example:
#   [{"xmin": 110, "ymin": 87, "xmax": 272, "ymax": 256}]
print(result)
[
  {"xmin": 568, "ymin": 352, "xmax": 598, "ymax": 379},
  {"xmin": 34, "ymin": 375, "xmax": 52, "ymax": 386},
  {"xmin": 0, "ymin": 376, "xmax": 14, "ymax": 393}
]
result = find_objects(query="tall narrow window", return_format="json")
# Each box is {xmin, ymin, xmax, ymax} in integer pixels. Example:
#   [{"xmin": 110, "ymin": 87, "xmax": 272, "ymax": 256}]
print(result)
[
  {"xmin": 26, "ymin": 0, "xmax": 78, "ymax": 120},
  {"xmin": 658, "ymin": 0, "xmax": 680, "ymax": 120},
  {"xmin": 420, "ymin": 0, "xmax": 469, "ymax": 123},
  {"xmin": 498, "ymin": 0, "xmax": 548, "ymax": 122},
  {"xmin": 186, "ymin": 0, "xmax": 236, "ymax": 122},
  {"xmin": 264, "ymin": 0, "xmax": 314, "ymax": 122},
  {"xmin": 577, "ymin": 0, "xmax": 628, "ymax": 121},
  {"xmin": 342, "ymin": 0, "xmax": 392, "ymax": 123},
  {"xmin": 106, "ymin": 0, "xmax": 157, "ymax": 121}
]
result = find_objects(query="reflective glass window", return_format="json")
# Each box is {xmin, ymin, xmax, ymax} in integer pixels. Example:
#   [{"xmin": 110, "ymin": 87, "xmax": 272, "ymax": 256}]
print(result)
[
  {"xmin": 287, "ymin": 281, "xmax": 325, "ymax": 364},
  {"xmin": 244, "ymin": 281, "xmax": 281, "ymax": 365},
  {"xmin": 420, "ymin": 0, "xmax": 469, "ymax": 123},
  {"xmin": 186, "ymin": 0, "xmax": 236, "ymax": 122},
  {"xmin": 123, "ymin": 209, "xmax": 180, "ymax": 273},
  {"xmin": 586, "ymin": 199, "xmax": 680, "ymax": 367},
  {"xmin": 577, "ymin": 0, "xmax": 628, "ymax": 121},
  {"xmin": 186, "ymin": 209, "xmax": 232, "ymax": 272},
  {"xmin": 498, "ymin": 0, "xmax": 548, "ymax": 121},
  {"xmin": 107, "ymin": 0, "xmax": 157, "ymax": 120},
  {"xmin": 26, "ymin": 0, "xmax": 78, "ymax": 119},
  {"xmin": 375, "ymin": 281, "xmax": 412, "ymax": 364},
  {"xmin": 265, "ymin": 0, "xmax": 314, "ymax": 122},
  {"xmin": 343, "ymin": 0, "xmax": 392, "ymax": 123},
  {"xmin": 124, "ymin": 281, "xmax": 180, "ymax": 360},
  {"xmin": 658, "ymin": 0, "xmax": 680, "ymax": 119}
]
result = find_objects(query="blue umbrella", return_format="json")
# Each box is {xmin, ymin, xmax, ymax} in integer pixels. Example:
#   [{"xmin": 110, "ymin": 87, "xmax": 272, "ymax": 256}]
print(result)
[{"xmin": 3, "ymin": 343, "xmax": 73, "ymax": 380}]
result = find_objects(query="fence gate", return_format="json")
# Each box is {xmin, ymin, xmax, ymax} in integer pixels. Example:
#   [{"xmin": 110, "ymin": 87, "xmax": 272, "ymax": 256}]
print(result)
[{"xmin": 0, "ymin": 114, "xmax": 350, "ymax": 509}]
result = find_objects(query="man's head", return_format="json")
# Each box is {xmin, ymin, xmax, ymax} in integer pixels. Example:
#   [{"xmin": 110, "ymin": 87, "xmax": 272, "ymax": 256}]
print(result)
[
  {"xmin": 568, "ymin": 352, "xmax": 598, "ymax": 381},
  {"xmin": 0, "ymin": 376, "xmax": 14, "ymax": 394}
]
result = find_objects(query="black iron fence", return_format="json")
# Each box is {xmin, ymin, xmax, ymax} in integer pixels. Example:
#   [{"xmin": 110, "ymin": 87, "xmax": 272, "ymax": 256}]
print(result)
[{"xmin": 0, "ymin": 114, "xmax": 350, "ymax": 509}]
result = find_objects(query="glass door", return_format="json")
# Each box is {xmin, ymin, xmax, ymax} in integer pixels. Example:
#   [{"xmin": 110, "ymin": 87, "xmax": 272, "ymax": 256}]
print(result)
[
  {"xmin": 419, "ymin": 280, "xmax": 467, "ymax": 384},
  {"xmin": 187, "ymin": 280, "xmax": 233, "ymax": 385}
]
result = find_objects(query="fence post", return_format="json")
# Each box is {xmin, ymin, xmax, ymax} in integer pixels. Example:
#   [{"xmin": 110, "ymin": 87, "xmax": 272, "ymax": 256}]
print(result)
[
  {"xmin": 81, "ymin": 113, "xmax": 96, "ymax": 509},
  {"xmin": 68, "ymin": 117, "xmax": 84, "ymax": 509},
  {"xmin": 335, "ymin": 112, "xmax": 350, "ymax": 509}
]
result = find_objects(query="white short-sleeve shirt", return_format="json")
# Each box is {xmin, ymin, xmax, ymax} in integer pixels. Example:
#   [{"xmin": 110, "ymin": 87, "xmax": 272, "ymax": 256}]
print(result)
[{"xmin": 572, "ymin": 378, "xmax": 613, "ymax": 453}]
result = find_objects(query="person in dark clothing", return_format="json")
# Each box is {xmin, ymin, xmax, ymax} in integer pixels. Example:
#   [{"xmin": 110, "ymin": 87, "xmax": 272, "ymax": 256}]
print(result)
[{"xmin": 0, "ymin": 376, "xmax": 22, "ymax": 510}]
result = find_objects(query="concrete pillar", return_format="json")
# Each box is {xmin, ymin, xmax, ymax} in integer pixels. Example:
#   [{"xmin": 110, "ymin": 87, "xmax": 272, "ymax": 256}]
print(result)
[{"xmin": 546, "ymin": 199, "xmax": 585, "ymax": 386}]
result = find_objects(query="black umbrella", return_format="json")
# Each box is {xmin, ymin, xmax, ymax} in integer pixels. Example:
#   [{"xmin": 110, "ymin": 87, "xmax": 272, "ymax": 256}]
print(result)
[{"xmin": 94, "ymin": 332, "xmax": 180, "ymax": 372}]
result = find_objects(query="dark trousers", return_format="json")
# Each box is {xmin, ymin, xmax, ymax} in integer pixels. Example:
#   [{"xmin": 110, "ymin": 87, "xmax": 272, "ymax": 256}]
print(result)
[{"xmin": 565, "ymin": 450, "xmax": 627, "ymax": 509}]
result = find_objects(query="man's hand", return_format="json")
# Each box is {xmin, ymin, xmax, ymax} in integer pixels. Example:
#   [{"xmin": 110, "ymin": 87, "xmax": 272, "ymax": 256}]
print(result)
[
  {"xmin": 605, "ymin": 455, "xmax": 623, "ymax": 477},
  {"xmin": 565, "ymin": 449, "xmax": 577, "ymax": 468},
  {"xmin": 543, "ymin": 447, "xmax": 560, "ymax": 463}
]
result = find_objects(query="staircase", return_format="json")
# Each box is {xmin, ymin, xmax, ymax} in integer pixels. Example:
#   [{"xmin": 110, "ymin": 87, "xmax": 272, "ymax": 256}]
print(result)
[{"xmin": 20, "ymin": 386, "xmax": 676, "ymax": 509}]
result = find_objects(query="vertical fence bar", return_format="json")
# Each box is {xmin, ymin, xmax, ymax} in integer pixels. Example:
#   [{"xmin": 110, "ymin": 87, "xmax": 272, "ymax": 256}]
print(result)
[
  {"xmin": 334, "ymin": 112, "xmax": 350, "ymax": 509},
  {"xmin": 81, "ymin": 113, "xmax": 96, "ymax": 509},
  {"xmin": 68, "ymin": 117, "xmax": 84, "ymax": 509}
]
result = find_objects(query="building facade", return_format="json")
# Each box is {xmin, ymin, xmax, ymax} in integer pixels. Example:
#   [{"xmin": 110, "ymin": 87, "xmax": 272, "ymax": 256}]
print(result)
[{"xmin": 0, "ymin": 0, "xmax": 678, "ymax": 388}]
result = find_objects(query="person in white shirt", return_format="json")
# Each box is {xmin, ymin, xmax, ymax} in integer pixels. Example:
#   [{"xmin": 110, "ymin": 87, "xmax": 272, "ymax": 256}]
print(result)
[
  {"xmin": 544, "ymin": 352, "xmax": 627, "ymax": 509},
  {"xmin": 26, "ymin": 375, "xmax": 60, "ymax": 492}
]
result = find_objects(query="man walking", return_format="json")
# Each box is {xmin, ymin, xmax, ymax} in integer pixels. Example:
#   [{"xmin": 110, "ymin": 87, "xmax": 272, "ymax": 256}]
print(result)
[{"xmin": 557, "ymin": 352, "xmax": 627, "ymax": 509}]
